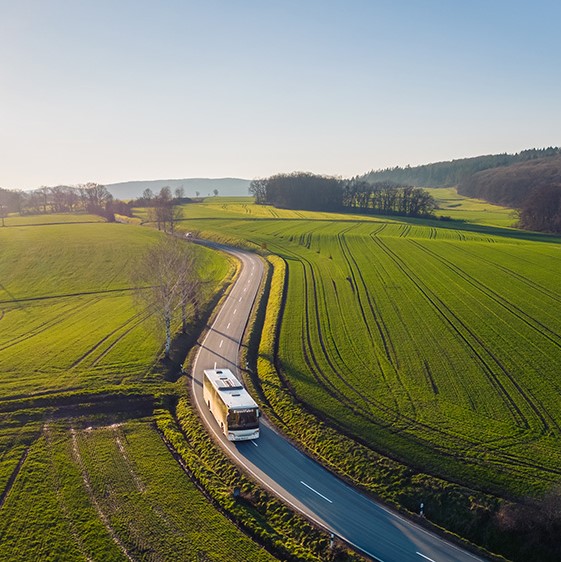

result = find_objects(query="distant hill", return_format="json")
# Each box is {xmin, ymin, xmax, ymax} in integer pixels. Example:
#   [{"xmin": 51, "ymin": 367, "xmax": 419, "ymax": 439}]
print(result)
[
  {"xmin": 361, "ymin": 147, "xmax": 561, "ymax": 187},
  {"xmin": 458, "ymin": 155, "xmax": 561, "ymax": 208},
  {"xmin": 105, "ymin": 177, "xmax": 251, "ymax": 200}
]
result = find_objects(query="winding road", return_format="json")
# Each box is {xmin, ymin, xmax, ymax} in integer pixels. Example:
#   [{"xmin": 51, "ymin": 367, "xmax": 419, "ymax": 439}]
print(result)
[{"xmin": 191, "ymin": 242, "xmax": 486, "ymax": 562}]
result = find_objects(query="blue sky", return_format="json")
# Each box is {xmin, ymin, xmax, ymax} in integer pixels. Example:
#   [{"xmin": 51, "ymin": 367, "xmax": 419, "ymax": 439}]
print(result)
[{"xmin": 1, "ymin": 0, "xmax": 560, "ymax": 188}]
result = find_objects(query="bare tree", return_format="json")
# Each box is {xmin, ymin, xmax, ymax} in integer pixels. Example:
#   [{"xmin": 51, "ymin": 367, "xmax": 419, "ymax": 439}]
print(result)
[
  {"xmin": 0, "ymin": 203, "xmax": 7, "ymax": 227},
  {"xmin": 133, "ymin": 237, "xmax": 203, "ymax": 358}
]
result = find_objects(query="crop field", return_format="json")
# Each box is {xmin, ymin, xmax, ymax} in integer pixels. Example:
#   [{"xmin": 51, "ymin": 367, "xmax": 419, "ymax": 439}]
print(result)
[
  {"xmin": 180, "ymin": 199, "xmax": 561, "ymax": 496},
  {"xmin": 3, "ymin": 213, "xmax": 105, "ymax": 227},
  {"xmin": 0, "ymin": 221, "xmax": 229, "ymax": 399},
  {"xmin": 0, "ymin": 420, "xmax": 274, "ymax": 561},
  {"xmin": 428, "ymin": 187, "xmax": 518, "ymax": 227}
]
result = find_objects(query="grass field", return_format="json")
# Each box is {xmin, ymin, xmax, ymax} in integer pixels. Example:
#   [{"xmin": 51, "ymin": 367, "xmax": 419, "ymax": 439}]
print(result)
[
  {"xmin": 428, "ymin": 187, "xmax": 518, "ymax": 227},
  {"xmin": 0, "ymin": 420, "xmax": 275, "ymax": 561},
  {"xmin": 0, "ymin": 221, "xmax": 229, "ymax": 399},
  {"xmin": 3, "ymin": 213, "xmax": 105, "ymax": 227},
  {"xmin": 178, "ymin": 197, "xmax": 561, "ymax": 497}
]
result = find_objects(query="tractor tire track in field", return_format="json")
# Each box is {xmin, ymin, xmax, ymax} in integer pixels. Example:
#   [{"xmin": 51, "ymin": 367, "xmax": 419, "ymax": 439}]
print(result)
[
  {"xmin": 338, "ymin": 231, "xmax": 398, "ymax": 367},
  {"xmin": 409, "ymin": 239, "xmax": 560, "ymax": 434},
  {"xmin": 70, "ymin": 428, "xmax": 136, "ymax": 562},
  {"xmin": 113, "ymin": 428, "xmax": 146, "ymax": 494},
  {"xmin": 452, "ymin": 243, "xmax": 561, "ymax": 306},
  {"xmin": 336, "ymin": 228, "xmax": 419, "ymax": 415},
  {"xmin": 285, "ymin": 244, "xmax": 396, "ymax": 427},
  {"xmin": 282, "ymin": 240, "xmax": 561, "ymax": 480},
  {"xmin": 415, "ymin": 240, "xmax": 561, "ymax": 347},
  {"xmin": 291, "ymin": 247, "xmax": 464, "ymax": 440},
  {"xmin": 0, "ymin": 448, "xmax": 29, "ymax": 511},
  {"xmin": 89, "ymin": 311, "xmax": 152, "ymax": 367},
  {"xmin": 0, "ymin": 297, "xmax": 102, "ymax": 353},
  {"xmin": 44, "ymin": 426, "xmax": 94, "ymax": 562},
  {"xmin": 275, "ymin": 228, "xmax": 561, "ymax": 479},
  {"xmin": 364, "ymin": 237, "xmax": 561, "ymax": 475},
  {"xmin": 70, "ymin": 311, "xmax": 149, "ymax": 369},
  {"xmin": 371, "ymin": 236, "xmax": 540, "ymax": 433},
  {"xmin": 0, "ymin": 286, "xmax": 137, "ymax": 305}
]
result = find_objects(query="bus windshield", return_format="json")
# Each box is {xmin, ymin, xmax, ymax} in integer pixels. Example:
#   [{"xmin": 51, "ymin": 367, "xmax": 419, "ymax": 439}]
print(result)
[{"xmin": 227, "ymin": 408, "xmax": 259, "ymax": 430}]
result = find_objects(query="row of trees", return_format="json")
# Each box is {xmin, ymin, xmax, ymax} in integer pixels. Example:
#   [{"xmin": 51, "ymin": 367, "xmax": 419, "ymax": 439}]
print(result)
[
  {"xmin": 342, "ymin": 180, "xmax": 436, "ymax": 216},
  {"xmin": 133, "ymin": 186, "xmax": 185, "ymax": 234},
  {"xmin": 250, "ymin": 173, "xmax": 436, "ymax": 217},
  {"xmin": 0, "ymin": 183, "xmax": 130, "ymax": 222}
]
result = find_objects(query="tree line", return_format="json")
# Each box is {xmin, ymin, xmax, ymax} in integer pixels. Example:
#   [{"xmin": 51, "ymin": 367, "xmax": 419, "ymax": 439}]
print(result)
[
  {"xmin": 131, "ymin": 186, "xmax": 189, "ymax": 234},
  {"xmin": 250, "ymin": 173, "xmax": 436, "ymax": 217},
  {"xmin": 361, "ymin": 147, "xmax": 561, "ymax": 188},
  {"xmin": 0, "ymin": 183, "xmax": 129, "ymax": 224},
  {"xmin": 0, "ymin": 183, "xmax": 191, "ymax": 231}
]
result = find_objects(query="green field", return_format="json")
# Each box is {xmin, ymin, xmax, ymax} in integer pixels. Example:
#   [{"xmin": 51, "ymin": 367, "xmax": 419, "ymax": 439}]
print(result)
[
  {"xmin": 179, "ymin": 196, "xmax": 561, "ymax": 497},
  {"xmin": 0, "ymin": 420, "xmax": 274, "ymax": 561},
  {"xmin": 429, "ymin": 187, "xmax": 518, "ymax": 227},
  {"xmin": 0, "ymin": 221, "xmax": 229, "ymax": 398}
]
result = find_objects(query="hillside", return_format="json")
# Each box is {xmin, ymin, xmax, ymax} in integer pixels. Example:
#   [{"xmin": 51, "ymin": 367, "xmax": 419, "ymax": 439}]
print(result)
[
  {"xmin": 361, "ymin": 147, "xmax": 561, "ymax": 187},
  {"xmin": 458, "ymin": 154, "xmax": 561, "ymax": 207},
  {"xmin": 106, "ymin": 177, "xmax": 251, "ymax": 200}
]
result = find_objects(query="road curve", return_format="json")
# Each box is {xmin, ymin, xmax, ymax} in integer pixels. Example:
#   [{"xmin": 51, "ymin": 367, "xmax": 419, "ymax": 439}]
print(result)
[{"xmin": 191, "ymin": 242, "xmax": 486, "ymax": 562}]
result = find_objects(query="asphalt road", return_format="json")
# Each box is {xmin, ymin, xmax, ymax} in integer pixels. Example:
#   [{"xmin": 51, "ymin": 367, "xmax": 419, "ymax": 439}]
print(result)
[{"xmin": 191, "ymin": 242, "xmax": 486, "ymax": 562}]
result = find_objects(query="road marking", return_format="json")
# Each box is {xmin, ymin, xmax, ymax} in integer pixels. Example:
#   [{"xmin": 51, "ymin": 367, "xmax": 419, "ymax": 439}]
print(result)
[
  {"xmin": 300, "ymin": 481, "xmax": 333, "ymax": 503},
  {"xmin": 233, "ymin": 309, "xmax": 237, "ymax": 315},
  {"xmin": 416, "ymin": 553, "xmax": 436, "ymax": 562},
  {"xmin": 226, "ymin": 323, "xmax": 231, "ymax": 329},
  {"xmin": 251, "ymin": 441, "xmax": 258, "ymax": 447},
  {"xmin": 243, "ymin": 287, "xmax": 247, "ymax": 292},
  {"xmin": 213, "ymin": 361, "xmax": 216, "ymax": 369},
  {"xmin": 219, "ymin": 340, "xmax": 223, "ymax": 348},
  {"xmin": 239, "ymin": 297, "xmax": 242, "ymax": 302}
]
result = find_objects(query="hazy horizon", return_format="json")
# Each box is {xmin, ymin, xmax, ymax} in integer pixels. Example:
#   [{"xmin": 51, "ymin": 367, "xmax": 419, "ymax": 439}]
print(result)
[{"xmin": 2, "ymin": 0, "xmax": 560, "ymax": 190}]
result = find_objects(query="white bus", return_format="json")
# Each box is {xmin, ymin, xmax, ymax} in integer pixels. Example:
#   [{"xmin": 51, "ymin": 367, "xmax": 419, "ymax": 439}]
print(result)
[{"xmin": 203, "ymin": 368, "xmax": 260, "ymax": 441}]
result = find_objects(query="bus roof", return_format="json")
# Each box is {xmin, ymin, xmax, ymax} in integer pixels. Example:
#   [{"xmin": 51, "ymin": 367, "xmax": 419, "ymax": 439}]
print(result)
[{"xmin": 203, "ymin": 369, "xmax": 259, "ymax": 410}]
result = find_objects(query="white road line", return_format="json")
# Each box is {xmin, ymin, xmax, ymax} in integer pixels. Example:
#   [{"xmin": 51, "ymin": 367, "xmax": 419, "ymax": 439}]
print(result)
[
  {"xmin": 233, "ymin": 309, "xmax": 237, "ymax": 315},
  {"xmin": 243, "ymin": 287, "xmax": 247, "ymax": 292},
  {"xmin": 219, "ymin": 340, "xmax": 223, "ymax": 348},
  {"xmin": 300, "ymin": 481, "xmax": 333, "ymax": 504},
  {"xmin": 416, "ymin": 553, "xmax": 436, "ymax": 562},
  {"xmin": 213, "ymin": 361, "xmax": 216, "ymax": 369},
  {"xmin": 252, "ymin": 441, "xmax": 258, "ymax": 447},
  {"xmin": 239, "ymin": 297, "xmax": 243, "ymax": 302},
  {"xmin": 226, "ymin": 323, "xmax": 231, "ymax": 330}
]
